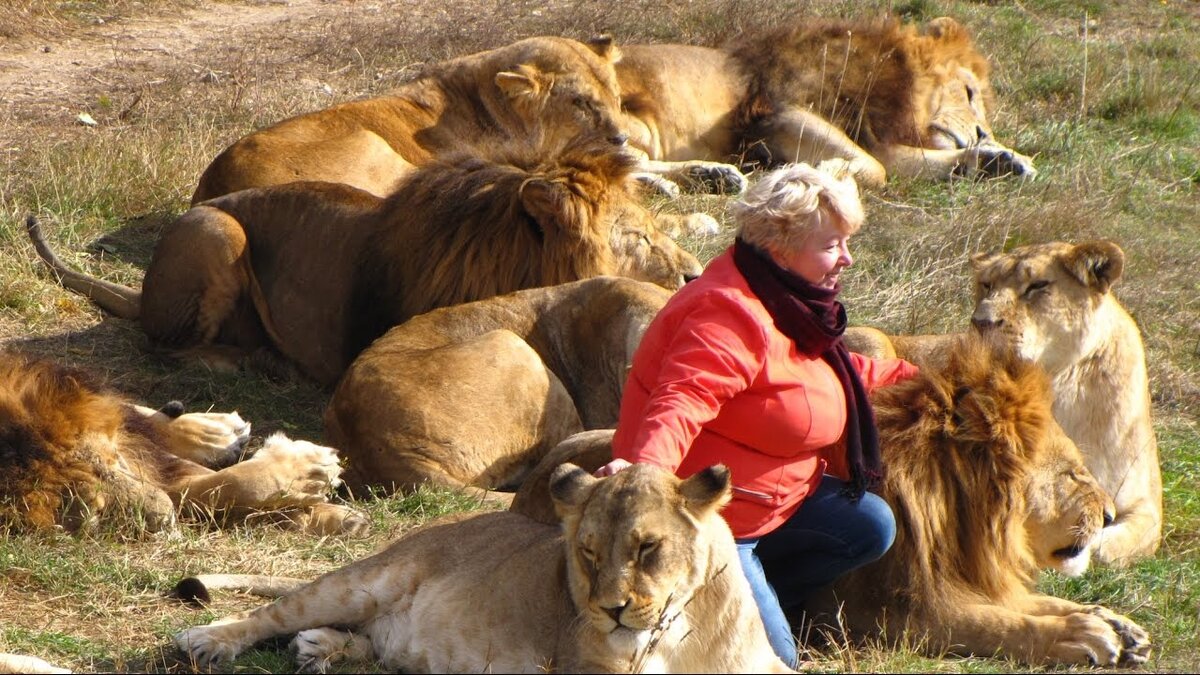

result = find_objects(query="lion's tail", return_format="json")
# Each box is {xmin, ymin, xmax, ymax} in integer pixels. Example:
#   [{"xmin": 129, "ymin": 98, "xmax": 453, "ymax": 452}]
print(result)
[
  {"xmin": 170, "ymin": 574, "xmax": 309, "ymax": 607},
  {"xmin": 25, "ymin": 215, "xmax": 142, "ymax": 320}
]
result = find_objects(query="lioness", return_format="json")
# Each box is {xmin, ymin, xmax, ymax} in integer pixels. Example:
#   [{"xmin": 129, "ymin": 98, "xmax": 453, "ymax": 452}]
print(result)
[
  {"xmin": 0, "ymin": 351, "xmax": 366, "ymax": 536},
  {"xmin": 191, "ymin": 36, "xmax": 628, "ymax": 202},
  {"xmin": 28, "ymin": 135, "xmax": 703, "ymax": 387},
  {"xmin": 172, "ymin": 463, "xmax": 795, "ymax": 673},
  {"xmin": 844, "ymin": 240, "xmax": 1161, "ymax": 566},
  {"xmin": 618, "ymin": 16, "xmax": 1036, "ymax": 192},
  {"xmin": 324, "ymin": 276, "xmax": 670, "ymax": 499},
  {"xmin": 509, "ymin": 338, "xmax": 1151, "ymax": 667}
]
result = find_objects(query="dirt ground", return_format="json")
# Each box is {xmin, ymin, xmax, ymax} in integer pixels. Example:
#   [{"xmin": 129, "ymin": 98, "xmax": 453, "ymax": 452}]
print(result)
[{"xmin": 0, "ymin": 0, "xmax": 467, "ymax": 155}]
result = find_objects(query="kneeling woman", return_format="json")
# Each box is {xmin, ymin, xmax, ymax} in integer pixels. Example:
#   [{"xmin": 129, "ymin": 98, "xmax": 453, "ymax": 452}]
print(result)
[{"xmin": 596, "ymin": 160, "xmax": 918, "ymax": 667}]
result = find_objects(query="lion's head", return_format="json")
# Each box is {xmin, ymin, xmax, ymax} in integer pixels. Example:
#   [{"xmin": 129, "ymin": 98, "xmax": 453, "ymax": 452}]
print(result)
[
  {"xmin": 969, "ymin": 240, "xmax": 1125, "ymax": 375},
  {"xmin": 492, "ymin": 36, "xmax": 629, "ymax": 153},
  {"xmin": 868, "ymin": 336, "xmax": 1112, "ymax": 601},
  {"xmin": 732, "ymin": 16, "xmax": 998, "ymax": 154},
  {"xmin": 550, "ymin": 462, "xmax": 732, "ymax": 639}
]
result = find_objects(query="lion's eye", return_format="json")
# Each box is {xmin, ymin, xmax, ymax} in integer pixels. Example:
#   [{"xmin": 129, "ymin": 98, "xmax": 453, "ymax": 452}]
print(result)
[
  {"xmin": 579, "ymin": 546, "xmax": 596, "ymax": 564},
  {"xmin": 965, "ymin": 85, "xmax": 976, "ymax": 103},
  {"xmin": 978, "ymin": 281, "xmax": 993, "ymax": 294},
  {"xmin": 1024, "ymin": 280, "xmax": 1051, "ymax": 297},
  {"xmin": 637, "ymin": 539, "xmax": 659, "ymax": 564}
]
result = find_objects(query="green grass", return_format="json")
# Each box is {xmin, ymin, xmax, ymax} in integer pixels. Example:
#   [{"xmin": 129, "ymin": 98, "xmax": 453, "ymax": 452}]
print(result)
[{"xmin": 1, "ymin": 0, "xmax": 1198, "ymax": 672}]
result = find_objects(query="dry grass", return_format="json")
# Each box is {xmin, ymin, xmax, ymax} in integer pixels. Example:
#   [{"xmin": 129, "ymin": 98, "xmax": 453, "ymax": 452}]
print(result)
[{"xmin": 1, "ymin": 0, "xmax": 1198, "ymax": 672}]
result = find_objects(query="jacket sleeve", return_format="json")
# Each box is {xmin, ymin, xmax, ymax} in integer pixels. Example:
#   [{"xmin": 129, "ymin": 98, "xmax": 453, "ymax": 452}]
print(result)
[
  {"xmin": 849, "ymin": 352, "xmax": 920, "ymax": 392},
  {"xmin": 617, "ymin": 292, "xmax": 768, "ymax": 472}
]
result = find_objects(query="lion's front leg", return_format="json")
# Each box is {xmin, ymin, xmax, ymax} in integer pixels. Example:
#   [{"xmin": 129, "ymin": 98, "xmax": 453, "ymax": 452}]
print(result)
[
  {"xmin": 755, "ymin": 109, "xmax": 888, "ymax": 189},
  {"xmin": 175, "ymin": 559, "xmax": 399, "ymax": 669},
  {"xmin": 172, "ymin": 432, "xmax": 342, "ymax": 512},
  {"xmin": 879, "ymin": 143, "xmax": 1037, "ymax": 181},
  {"xmin": 935, "ymin": 602, "xmax": 1127, "ymax": 666}
]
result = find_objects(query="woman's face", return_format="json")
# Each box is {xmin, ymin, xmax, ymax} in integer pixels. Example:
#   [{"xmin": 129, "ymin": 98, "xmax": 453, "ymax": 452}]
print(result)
[{"xmin": 772, "ymin": 217, "xmax": 853, "ymax": 289}]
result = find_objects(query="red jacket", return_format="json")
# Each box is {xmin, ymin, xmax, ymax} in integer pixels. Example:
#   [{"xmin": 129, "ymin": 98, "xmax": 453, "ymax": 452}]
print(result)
[{"xmin": 612, "ymin": 249, "xmax": 918, "ymax": 539}]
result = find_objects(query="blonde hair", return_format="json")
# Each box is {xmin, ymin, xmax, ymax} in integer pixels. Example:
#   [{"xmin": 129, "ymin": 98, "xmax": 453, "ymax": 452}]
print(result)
[{"xmin": 732, "ymin": 159, "xmax": 864, "ymax": 256}]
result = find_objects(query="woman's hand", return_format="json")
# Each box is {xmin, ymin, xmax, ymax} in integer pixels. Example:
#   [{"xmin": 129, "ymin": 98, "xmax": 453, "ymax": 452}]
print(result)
[{"xmin": 594, "ymin": 458, "xmax": 632, "ymax": 477}]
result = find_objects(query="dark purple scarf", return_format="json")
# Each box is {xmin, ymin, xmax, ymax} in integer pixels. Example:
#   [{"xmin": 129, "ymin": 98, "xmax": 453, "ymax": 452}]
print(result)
[{"xmin": 732, "ymin": 238, "xmax": 882, "ymax": 499}]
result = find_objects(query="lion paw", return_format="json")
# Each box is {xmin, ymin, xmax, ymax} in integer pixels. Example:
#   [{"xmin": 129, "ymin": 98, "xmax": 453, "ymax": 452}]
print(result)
[
  {"xmin": 683, "ymin": 162, "xmax": 746, "ymax": 194},
  {"xmin": 249, "ymin": 433, "xmax": 344, "ymax": 505},
  {"xmin": 631, "ymin": 171, "xmax": 682, "ymax": 198},
  {"xmin": 289, "ymin": 503, "xmax": 372, "ymax": 537},
  {"xmin": 175, "ymin": 625, "xmax": 244, "ymax": 669},
  {"xmin": 1047, "ymin": 611, "xmax": 1123, "ymax": 666},
  {"xmin": 963, "ymin": 145, "xmax": 1038, "ymax": 180},
  {"xmin": 291, "ymin": 628, "xmax": 368, "ymax": 673},
  {"xmin": 169, "ymin": 410, "xmax": 252, "ymax": 468},
  {"xmin": 1085, "ymin": 605, "xmax": 1152, "ymax": 665}
]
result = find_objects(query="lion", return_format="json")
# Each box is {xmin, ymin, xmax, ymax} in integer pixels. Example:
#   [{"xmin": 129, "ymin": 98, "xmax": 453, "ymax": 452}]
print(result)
[
  {"xmin": 809, "ymin": 336, "xmax": 1151, "ymax": 666},
  {"xmin": 324, "ymin": 276, "xmax": 671, "ymax": 500},
  {"xmin": 190, "ymin": 36, "xmax": 628, "ymax": 203},
  {"xmin": 0, "ymin": 351, "xmax": 367, "ymax": 536},
  {"xmin": 617, "ymin": 15, "xmax": 1036, "ymax": 193},
  {"xmin": 172, "ymin": 462, "xmax": 796, "ymax": 673},
  {"xmin": 509, "ymin": 338, "xmax": 1152, "ymax": 667},
  {"xmin": 843, "ymin": 240, "xmax": 1161, "ymax": 567},
  {"xmin": 28, "ymin": 134, "xmax": 704, "ymax": 387}
]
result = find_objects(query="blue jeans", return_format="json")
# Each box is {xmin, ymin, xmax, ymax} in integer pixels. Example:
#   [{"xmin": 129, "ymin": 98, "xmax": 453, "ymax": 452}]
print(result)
[{"xmin": 735, "ymin": 474, "xmax": 896, "ymax": 667}]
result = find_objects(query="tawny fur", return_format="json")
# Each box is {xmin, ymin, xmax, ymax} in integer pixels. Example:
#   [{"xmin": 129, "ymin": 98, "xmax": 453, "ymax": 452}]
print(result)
[
  {"xmin": 173, "ymin": 464, "xmax": 795, "ymax": 673},
  {"xmin": 29, "ymin": 135, "xmax": 702, "ymax": 387},
  {"xmin": 324, "ymin": 276, "xmax": 671, "ymax": 499},
  {"xmin": 190, "ymin": 36, "xmax": 628, "ymax": 202},
  {"xmin": 0, "ymin": 351, "xmax": 365, "ymax": 536},
  {"xmin": 617, "ymin": 15, "xmax": 1035, "ymax": 192}
]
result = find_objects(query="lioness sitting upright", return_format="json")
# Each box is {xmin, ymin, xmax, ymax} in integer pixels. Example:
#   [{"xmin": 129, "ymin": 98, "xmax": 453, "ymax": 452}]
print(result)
[
  {"xmin": 844, "ymin": 240, "xmax": 1162, "ymax": 566},
  {"xmin": 617, "ymin": 15, "xmax": 1036, "ymax": 192},
  {"xmin": 173, "ymin": 463, "xmax": 796, "ymax": 673},
  {"xmin": 29, "ymin": 134, "xmax": 704, "ymax": 386},
  {"xmin": 191, "ymin": 36, "xmax": 628, "ymax": 202}
]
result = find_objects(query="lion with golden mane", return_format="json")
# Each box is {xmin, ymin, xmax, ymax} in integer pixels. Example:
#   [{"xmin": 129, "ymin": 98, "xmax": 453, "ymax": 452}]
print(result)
[
  {"xmin": 172, "ymin": 463, "xmax": 796, "ymax": 673},
  {"xmin": 0, "ymin": 351, "xmax": 367, "ymax": 536},
  {"xmin": 324, "ymin": 276, "xmax": 671, "ymax": 499},
  {"xmin": 509, "ymin": 338, "xmax": 1151, "ymax": 666},
  {"xmin": 618, "ymin": 15, "xmax": 1036, "ymax": 192},
  {"xmin": 28, "ymin": 135, "xmax": 703, "ymax": 387},
  {"xmin": 190, "ymin": 36, "xmax": 628, "ymax": 202},
  {"xmin": 844, "ymin": 240, "xmax": 1161, "ymax": 567}
]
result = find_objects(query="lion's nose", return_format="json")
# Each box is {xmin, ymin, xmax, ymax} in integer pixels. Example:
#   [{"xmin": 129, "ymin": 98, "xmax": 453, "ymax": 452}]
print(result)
[
  {"xmin": 971, "ymin": 316, "xmax": 1004, "ymax": 332},
  {"xmin": 602, "ymin": 601, "xmax": 629, "ymax": 624}
]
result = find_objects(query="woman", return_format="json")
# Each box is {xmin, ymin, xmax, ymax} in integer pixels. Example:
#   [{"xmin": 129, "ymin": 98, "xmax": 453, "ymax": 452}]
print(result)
[{"xmin": 596, "ymin": 160, "xmax": 918, "ymax": 667}]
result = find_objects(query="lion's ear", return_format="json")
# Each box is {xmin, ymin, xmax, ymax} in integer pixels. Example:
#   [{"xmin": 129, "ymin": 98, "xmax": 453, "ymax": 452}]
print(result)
[
  {"xmin": 969, "ymin": 250, "xmax": 1001, "ymax": 272},
  {"xmin": 520, "ymin": 177, "xmax": 587, "ymax": 236},
  {"xmin": 923, "ymin": 16, "xmax": 968, "ymax": 42},
  {"xmin": 495, "ymin": 65, "xmax": 542, "ymax": 99},
  {"xmin": 585, "ymin": 34, "xmax": 622, "ymax": 63},
  {"xmin": 549, "ymin": 463, "xmax": 598, "ymax": 511},
  {"xmin": 1060, "ymin": 240, "xmax": 1125, "ymax": 293},
  {"xmin": 679, "ymin": 465, "xmax": 732, "ymax": 516}
]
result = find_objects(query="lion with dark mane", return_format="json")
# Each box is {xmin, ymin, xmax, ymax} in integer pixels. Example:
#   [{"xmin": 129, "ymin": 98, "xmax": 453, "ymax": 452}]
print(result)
[
  {"xmin": 807, "ymin": 337, "xmax": 1149, "ymax": 665},
  {"xmin": 29, "ymin": 134, "xmax": 702, "ymax": 386},
  {"xmin": 0, "ymin": 351, "xmax": 366, "ymax": 536},
  {"xmin": 619, "ymin": 15, "xmax": 1036, "ymax": 192}
]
